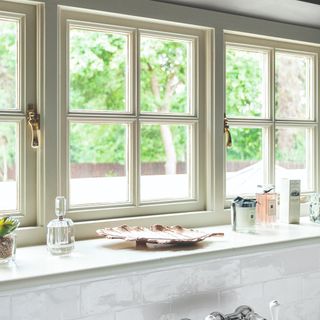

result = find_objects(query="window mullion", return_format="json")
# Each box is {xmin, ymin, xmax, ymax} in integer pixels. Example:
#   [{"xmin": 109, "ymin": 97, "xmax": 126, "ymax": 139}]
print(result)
[
  {"xmin": 133, "ymin": 29, "xmax": 139, "ymax": 207},
  {"xmin": 268, "ymin": 47, "xmax": 275, "ymax": 186}
]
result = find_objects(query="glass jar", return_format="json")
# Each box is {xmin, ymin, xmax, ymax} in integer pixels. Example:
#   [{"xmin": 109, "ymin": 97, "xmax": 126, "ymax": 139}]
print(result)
[
  {"xmin": 309, "ymin": 193, "xmax": 320, "ymax": 223},
  {"xmin": 231, "ymin": 196, "xmax": 257, "ymax": 233},
  {"xmin": 0, "ymin": 233, "xmax": 16, "ymax": 264}
]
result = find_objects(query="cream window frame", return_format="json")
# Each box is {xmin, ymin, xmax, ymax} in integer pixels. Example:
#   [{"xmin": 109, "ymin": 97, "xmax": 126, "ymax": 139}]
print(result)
[
  {"xmin": 224, "ymin": 33, "xmax": 320, "ymax": 206},
  {"xmin": 0, "ymin": 1, "xmax": 40, "ymax": 227},
  {"xmin": 58, "ymin": 8, "xmax": 210, "ymax": 222}
]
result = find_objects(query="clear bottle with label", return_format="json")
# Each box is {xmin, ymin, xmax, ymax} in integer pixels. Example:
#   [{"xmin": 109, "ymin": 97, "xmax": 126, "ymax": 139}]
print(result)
[
  {"xmin": 47, "ymin": 196, "xmax": 75, "ymax": 255},
  {"xmin": 256, "ymin": 185, "xmax": 277, "ymax": 225}
]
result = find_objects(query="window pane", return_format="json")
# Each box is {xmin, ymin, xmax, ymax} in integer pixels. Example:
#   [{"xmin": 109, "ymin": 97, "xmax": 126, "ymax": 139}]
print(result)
[
  {"xmin": 69, "ymin": 122, "xmax": 129, "ymax": 206},
  {"xmin": 226, "ymin": 127, "xmax": 263, "ymax": 197},
  {"xmin": 0, "ymin": 122, "xmax": 18, "ymax": 210},
  {"xmin": 275, "ymin": 127, "xmax": 311, "ymax": 191},
  {"xmin": 140, "ymin": 123, "xmax": 191, "ymax": 201},
  {"xmin": 0, "ymin": 19, "xmax": 18, "ymax": 110},
  {"xmin": 140, "ymin": 36, "xmax": 191, "ymax": 114},
  {"xmin": 69, "ymin": 27, "xmax": 128, "ymax": 112},
  {"xmin": 275, "ymin": 52, "xmax": 313, "ymax": 120},
  {"xmin": 226, "ymin": 46, "xmax": 268, "ymax": 118}
]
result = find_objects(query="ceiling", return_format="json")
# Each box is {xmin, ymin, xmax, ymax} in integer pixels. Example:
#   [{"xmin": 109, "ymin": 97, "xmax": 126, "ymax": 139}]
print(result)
[{"xmin": 156, "ymin": 0, "xmax": 320, "ymax": 29}]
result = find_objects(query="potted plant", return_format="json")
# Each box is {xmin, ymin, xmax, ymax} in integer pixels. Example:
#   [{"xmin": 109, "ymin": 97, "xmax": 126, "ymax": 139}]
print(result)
[{"xmin": 0, "ymin": 217, "xmax": 19, "ymax": 264}]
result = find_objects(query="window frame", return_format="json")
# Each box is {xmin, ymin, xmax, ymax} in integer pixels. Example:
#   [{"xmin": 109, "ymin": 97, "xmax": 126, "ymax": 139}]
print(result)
[
  {"xmin": 0, "ymin": 1, "xmax": 39, "ymax": 227},
  {"xmin": 224, "ymin": 33, "xmax": 320, "ymax": 207},
  {"xmin": 58, "ymin": 7, "xmax": 210, "ymax": 222},
  {"xmin": 7, "ymin": 2, "xmax": 318, "ymax": 246}
]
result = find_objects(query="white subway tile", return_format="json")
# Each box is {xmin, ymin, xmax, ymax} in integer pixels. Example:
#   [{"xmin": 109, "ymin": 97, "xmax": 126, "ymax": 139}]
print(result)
[
  {"xmin": 220, "ymin": 283, "xmax": 263, "ymax": 314},
  {"xmin": 46, "ymin": 285, "xmax": 81, "ymax": 319},
  {"xmin": 263, "ymin": 276, "xmax": 302, "ymax": 305},
  {"xmin": 0, "ymin": 296, "xmax": 10, "ymax": 320},
  {"xmin": 282, "ymin": 245, "xmax": 320, "ymax": 275},
  {"xmin": 141, "ymin": 268, "xmax": 193, "ymax": 303},
  {"xmin": 280, "ymin": 298, "xmax": 320, "ymax": 320},
  {"xmin": 12, "ymin": 285, "xmax": 81, "ymax": 320},
  {"xmin": 116, "ymin": 303, "xmax": 171, "ymax": 320},
  {"xmin": 192, "ymin": 259, "xmax": 240, "ymax": 292},
  {"xmin": 302, "ymin": 271, "xmax": 320, "ymax": 299},
  {"xmin": 240, "ymin": 252, "xmax": 284, "ymax": 285},
  {"xmin": 81, "ymin": 276, "xmax": 140, "ymax": 315},
  {"xmin": 170, "ymin": 292, "xmax": 219, "ymax": 320},
  {"xmin": 74, "ymin": 313, "xmax": 115, "ymax": 320},
  {"xmin": 12, "ymin": 291, "xmax": 49, "ymax": 320}
]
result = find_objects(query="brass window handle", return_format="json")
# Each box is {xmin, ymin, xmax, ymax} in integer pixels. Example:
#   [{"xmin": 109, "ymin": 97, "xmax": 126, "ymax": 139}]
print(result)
[
  {"xmin": 224, "ymin": 113, "xmax": 232, "ymax": 148},
  {"xmin": 27, "ymin": 104, "xmax": 40, "ymax": 149}
]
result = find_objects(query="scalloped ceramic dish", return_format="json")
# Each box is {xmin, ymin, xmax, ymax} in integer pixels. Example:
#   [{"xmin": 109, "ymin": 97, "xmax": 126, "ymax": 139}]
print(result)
[{"xmin": 96, "ymin": 224, "xmax": 224, "ymax": 247}]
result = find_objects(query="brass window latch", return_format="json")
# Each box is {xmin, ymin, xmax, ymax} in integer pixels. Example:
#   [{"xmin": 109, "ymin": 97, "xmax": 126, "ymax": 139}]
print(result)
[
  {"xmin": 224, "ymin": 113, "xmax": 232, "ymax": 148},
  {"xmin": 27, "ymin": 104, "xmax": 40, "ymax": 149}
]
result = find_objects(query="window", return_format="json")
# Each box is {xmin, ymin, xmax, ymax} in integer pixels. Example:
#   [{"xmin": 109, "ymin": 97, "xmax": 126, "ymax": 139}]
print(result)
[
  {"xmin": 2, "ymin": 0, "xmax": 319, "ymax": 245},
  {"xmin": 0, "ymin": 2, "xmax": 38, "ymax": 227},
  {"xmin": 59, "ymin": 9, "xmax": 208, "ymax": 221},
  {"xmin": 225, "ymin": 34, "xmax": 317, "ymax": 201}
]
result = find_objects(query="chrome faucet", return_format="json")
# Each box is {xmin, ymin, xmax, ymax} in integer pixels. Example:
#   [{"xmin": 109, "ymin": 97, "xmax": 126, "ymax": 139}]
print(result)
[
  {"xmin": 180, "ymin": 300, "xmax": 280, "ymax": 320},
  {"xmin": 205, "ymin": 305, "xmax": 267, "ymax": 320}
]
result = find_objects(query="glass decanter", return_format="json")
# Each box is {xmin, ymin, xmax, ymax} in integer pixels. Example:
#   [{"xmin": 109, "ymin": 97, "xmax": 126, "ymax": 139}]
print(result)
[{"xmin": 47, "ymin": 196, "xmax": 75, "ymax": 255}]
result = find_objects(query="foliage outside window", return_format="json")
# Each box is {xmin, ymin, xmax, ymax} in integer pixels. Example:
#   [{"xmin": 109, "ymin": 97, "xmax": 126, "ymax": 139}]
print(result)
[
  {"xmin": 58, "ymin": 10, "xmax": 206, "ymax": 221},
  {"xmin": 225, "ymin": 35, "xmax": 317, "ymax": 199}
]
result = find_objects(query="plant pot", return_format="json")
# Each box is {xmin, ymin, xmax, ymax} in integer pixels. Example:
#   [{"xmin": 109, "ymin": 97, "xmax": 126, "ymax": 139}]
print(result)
[{"xmin": 0, "ymin": 233, "xmax": 16, "ymax": 264}]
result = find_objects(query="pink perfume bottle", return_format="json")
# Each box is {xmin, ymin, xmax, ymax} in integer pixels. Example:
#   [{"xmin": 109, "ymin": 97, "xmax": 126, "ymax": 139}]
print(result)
[{"xmin": 256, "ymin": 185, "xmax": 277, "ymax": 225}]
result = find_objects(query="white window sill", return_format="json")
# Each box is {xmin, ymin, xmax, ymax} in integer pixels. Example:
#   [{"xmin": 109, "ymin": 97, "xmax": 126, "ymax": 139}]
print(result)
[{"xmin": 1, "ymin": 217, "xmax": 320, "ymax": 291}]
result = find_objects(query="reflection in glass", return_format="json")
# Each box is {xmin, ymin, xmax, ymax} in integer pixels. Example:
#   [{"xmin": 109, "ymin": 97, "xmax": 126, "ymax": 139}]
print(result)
[
  {"xmin": 275, "ymin": 52, "xmax": 312, "ymax": 120},
  {"xmin": 69, "ymin": 122, "xmax": 128, "ymax": 206},
  {"xmin": 226, "ymin": 127, "xmax": 263, "ymax": 197},
  {"xmin": 140, "ymin": 36, "xmax": 191, "ymax": 114},
  {"xmin": 226, "ymin": 46, "xmax": 268, "ymax": 118},
  {"xmin": 69, "ymin": 27, "xmax": 128, "ymax": 112},
  {"xmin": 0, "ymin": 19, "xmax": 18, "ymax": 110},
  {"xmin": 140, "ymin": 124, "xmax": 191, "ymax": 201},
  {"xmin": 275, "ymin": 127, "xmax": 310, "ymax": 191},
  {"xmin": 0, "ymin": 123, "xmax": 18, "ymax": 210}
]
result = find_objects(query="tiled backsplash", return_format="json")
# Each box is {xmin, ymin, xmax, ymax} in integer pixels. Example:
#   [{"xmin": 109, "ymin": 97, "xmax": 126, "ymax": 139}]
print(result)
[{"xmin": 2, "ymin": 243, "xmax": 320, "ymax": 320}]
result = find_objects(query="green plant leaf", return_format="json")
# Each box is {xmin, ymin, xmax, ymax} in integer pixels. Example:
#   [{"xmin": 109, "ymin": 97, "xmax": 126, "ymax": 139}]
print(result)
[{"xmin": 0, "ymin": 217, "xmax": 20, "ymax": 237}]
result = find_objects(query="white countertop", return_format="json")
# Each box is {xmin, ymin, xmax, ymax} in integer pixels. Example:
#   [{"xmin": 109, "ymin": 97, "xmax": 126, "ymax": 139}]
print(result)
[{"xmin": 1, "ymin": 218, "xmax": 320, "ymax": 291}]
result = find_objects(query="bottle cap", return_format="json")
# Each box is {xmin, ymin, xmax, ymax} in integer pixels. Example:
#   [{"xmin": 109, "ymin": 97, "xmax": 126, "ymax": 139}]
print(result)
[
  {"xmin": 257, "ymin": 184, "xmax": 275, "ymax": 193},
  {"xmin": 55, "ymin": 196, "xmax": 66, "ymax": 218}
]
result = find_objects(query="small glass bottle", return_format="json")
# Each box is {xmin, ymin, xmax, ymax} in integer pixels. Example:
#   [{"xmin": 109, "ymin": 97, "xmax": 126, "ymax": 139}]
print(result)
[
  {"xmin": 47, "ymin": 196, "xmax": 75, "ymax": 255},
  {"xmin": 256, "ymin": 185, "xmax": 277, "ymax": 225}
]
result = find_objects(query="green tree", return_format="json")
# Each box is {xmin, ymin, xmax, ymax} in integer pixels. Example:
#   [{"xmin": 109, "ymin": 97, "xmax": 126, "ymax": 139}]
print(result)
[
  {"xmin": 69, "ymin": 30, "xmax": 189, "ymax": 173},
  {"xmin": 226, "ymin": 48, "xmax": 262, "ymax": 161},
  {"xmin": 0, "ymin": 21, "xmax": 18, "ymax": 181}
]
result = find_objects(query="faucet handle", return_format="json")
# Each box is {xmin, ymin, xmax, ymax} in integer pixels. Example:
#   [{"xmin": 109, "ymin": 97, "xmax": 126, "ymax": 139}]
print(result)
[{"xmin": 269, "ymin": 300, "xmax": 280, "ymax": 320}]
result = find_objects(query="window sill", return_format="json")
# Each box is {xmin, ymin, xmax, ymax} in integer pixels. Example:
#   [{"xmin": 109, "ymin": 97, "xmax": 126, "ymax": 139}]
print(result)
[{"xmin": 1, "ymin": 217, "xmax": 320, "ymax": 291}]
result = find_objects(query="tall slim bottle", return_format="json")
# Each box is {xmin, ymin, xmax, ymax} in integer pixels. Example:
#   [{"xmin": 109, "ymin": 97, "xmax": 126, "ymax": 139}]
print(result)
[{"xmin": 256, "ymin": 185, "xmax": 277, "ymax": 225}]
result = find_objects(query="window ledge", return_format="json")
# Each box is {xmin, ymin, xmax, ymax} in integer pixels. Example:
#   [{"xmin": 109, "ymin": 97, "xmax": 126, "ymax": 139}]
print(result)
[{"xmin": 1, "ymin": 217, "xmax": 320, "ymax": 292}]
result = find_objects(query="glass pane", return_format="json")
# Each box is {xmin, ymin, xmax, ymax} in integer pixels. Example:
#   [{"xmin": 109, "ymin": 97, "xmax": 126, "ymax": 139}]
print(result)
[
  {"xmin": 69, "ymin": 122, "xmax": 128, "ymax": 206},
  {"xmin": 0, "ymin": 122, "xmax": 18, "ymax": 210},
  {"xmin": 275, "ymin": 127, "xmax": 310, "ymax": 191},
  {"xmin": 0, "ymin": 19, "xmax": 18, "ymax": 110},
  {"xmin": 140, "ymin": 35, "xmax": 191, "ymax": 114},
  {"xmin": 226, "ymin": 127, "xmax": 263, "ymax": 197},
  {"xmin": 226, "ymin": 46, "xmax": 268, "ymax": 118},
  {"xmin": 140, "ymin": 124, "xmax": 191, "ymax": 201},
  {"xmin": 275, "ymin": 52, "xmax": 313, "ymax": 120},
  {"xmin": 69, "ymin": 27, "xmax": 128, "ymax": 112}
]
